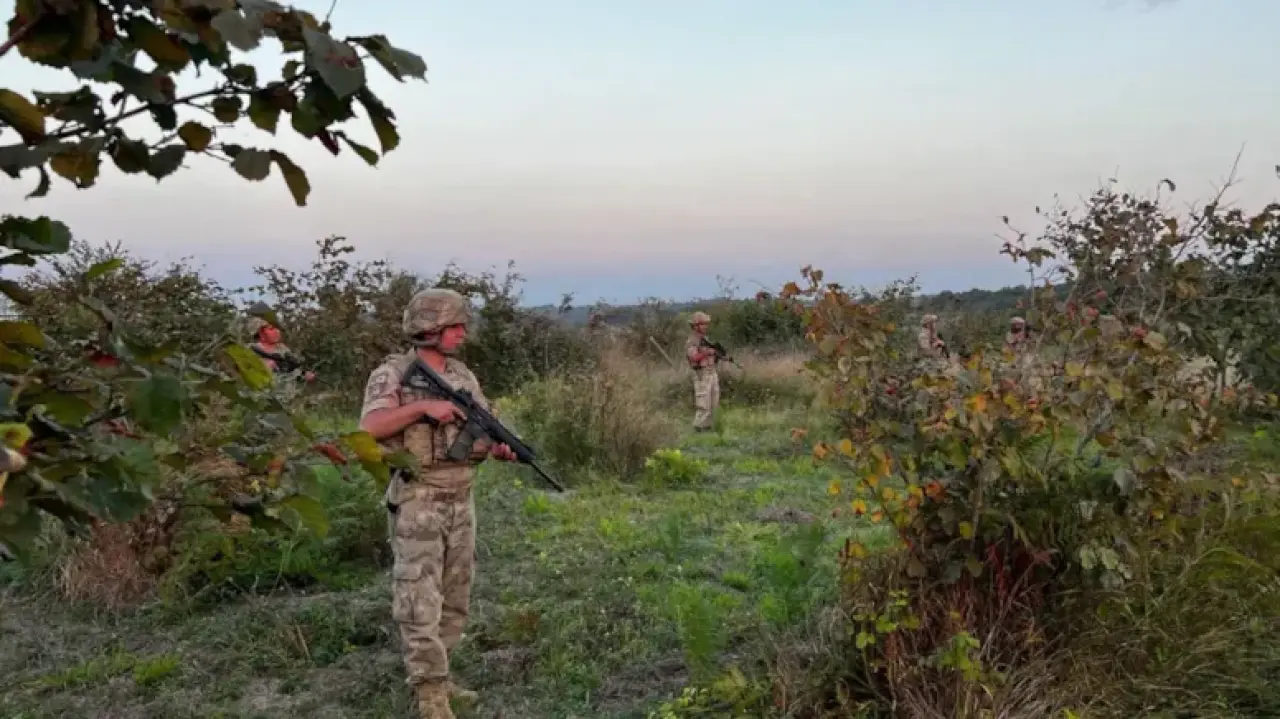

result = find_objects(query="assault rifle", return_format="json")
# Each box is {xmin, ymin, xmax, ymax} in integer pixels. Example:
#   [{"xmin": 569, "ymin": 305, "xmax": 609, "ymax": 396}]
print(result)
[
  {"xmin": 250, "ymin": 344, "xmax": 305, "ymax": 374},
  {"xmin": 403, "ymin": 359, "xmax": 565, "ymax": 492},
  {"xmin": 699, "ymin": 337, "xmax": 741, "ymax": 369}
]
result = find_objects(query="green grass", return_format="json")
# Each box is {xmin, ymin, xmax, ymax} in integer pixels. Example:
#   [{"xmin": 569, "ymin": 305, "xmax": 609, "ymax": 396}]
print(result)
[{"xmin": 0, "ymin": 406, "xmax": 886, "ymax": 719}]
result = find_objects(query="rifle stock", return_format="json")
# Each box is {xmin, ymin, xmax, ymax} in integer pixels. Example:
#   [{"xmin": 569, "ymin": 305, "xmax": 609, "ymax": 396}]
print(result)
[{"xmin": 403, "ymin": 359, "xmax": 565, "ymax": 492}]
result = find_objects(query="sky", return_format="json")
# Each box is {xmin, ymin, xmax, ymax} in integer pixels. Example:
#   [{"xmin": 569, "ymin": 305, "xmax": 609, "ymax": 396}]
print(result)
[{"xmin": 2, "ymin": 0, "xmax": 1278, "ymax": 306}]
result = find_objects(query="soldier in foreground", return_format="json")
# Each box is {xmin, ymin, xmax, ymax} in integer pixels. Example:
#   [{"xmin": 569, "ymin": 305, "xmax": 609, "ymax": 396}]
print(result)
[
  {"xmin": 685, "ymin": 311, "xmax": 721, "ymax": 431},
  {"xmin": 358, "ymin": 288, "xmax": 517, "ymax": 719}
]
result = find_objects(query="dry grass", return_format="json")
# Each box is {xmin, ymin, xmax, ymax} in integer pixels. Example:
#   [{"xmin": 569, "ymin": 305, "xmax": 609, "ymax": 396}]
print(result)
[
  {"xmin": 55, "ymin": 522, "xmax": 156, "ymax": 612},
  {"xmin": 505, "ymin": 348, "xmax": 680, "ymax": 480}
]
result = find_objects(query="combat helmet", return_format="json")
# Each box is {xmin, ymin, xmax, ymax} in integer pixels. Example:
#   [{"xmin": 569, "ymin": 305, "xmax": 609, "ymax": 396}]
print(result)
[
  {"xmin": 404, "ymin": 288, "xmax": 472, "ymax": 348},
  {"xmin": 689, "ymin": 311, "xmax": 711, "ymax": 327}
]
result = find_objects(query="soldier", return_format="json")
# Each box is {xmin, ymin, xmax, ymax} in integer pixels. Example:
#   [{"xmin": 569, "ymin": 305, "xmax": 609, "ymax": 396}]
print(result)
[
  {"xmin": 1005, "ymin": 316, "xmax": 1029, "ymax": 353},
  {"xmin": 918, "ymin": 314, "xmax": 946, "ymax": 358},
  {"xmin": 245, "ymin": 316, "xmax": 316, "ymax": 383},
  {"xmin": 685, "ymin": 311, "xmax": 721, "ymax": 431},
  {"xmin": 358, "ymin": 288, "xmax": 517, "ymax": 719}
]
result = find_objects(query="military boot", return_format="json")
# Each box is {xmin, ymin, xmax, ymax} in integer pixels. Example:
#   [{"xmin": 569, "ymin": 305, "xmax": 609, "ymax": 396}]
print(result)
[{"xmin": 414, "ymin": 680, "xmax": 455, "ymax": 719}]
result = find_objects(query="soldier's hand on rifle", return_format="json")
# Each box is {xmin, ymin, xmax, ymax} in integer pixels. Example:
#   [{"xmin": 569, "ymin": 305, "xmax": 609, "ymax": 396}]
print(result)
[
  {"xmin": 415, "ymin": 400, "xmax": 464, "ymax": 424},
  {"xmin": 304, "ymin": 370, "xmax": 316, "ymax": 383},
  {"xmin": 489, "ymin": 443, "xmax": 516, "ymax": 461}
]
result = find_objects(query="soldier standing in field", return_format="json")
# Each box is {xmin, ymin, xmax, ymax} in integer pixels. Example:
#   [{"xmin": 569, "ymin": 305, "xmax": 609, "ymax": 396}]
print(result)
[
  {"xmin": 685, "ymin": 311, "xmax": 721, "ymax": 431},
  {"xmin": 918, "ymin": 314, "xmax": 946, "ymax": 359},
  {"xmin": 245, "ymin": 315, "xmax": 316, "ymax": 384},
  {"xmin": 1005, "ymin": 316, "xmax": 1029, "ymax": 353},
  {"xmin": 358, "ymin": 288, "xmax": 517, "ymax": 719}
]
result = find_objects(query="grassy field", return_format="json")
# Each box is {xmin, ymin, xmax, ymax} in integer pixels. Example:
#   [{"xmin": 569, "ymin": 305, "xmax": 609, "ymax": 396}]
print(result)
[{"xmin": 0, "ymin": 405, "xmax": 887, "ymax": 719}]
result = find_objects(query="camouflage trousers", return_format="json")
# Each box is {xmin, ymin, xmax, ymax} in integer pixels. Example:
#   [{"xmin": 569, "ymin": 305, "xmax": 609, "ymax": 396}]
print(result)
[
  {"xmin": 692, "ymin": 367, "xmax": 720, "ymax": 430},
  {"xmin": 386, "ymin": 474, "xmax": 477, "ymax": 688}
]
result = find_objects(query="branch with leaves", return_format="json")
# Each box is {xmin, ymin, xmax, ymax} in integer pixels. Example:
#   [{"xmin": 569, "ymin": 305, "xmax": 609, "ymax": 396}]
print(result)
[{"xmin": 1, "ymin": 0, "xmax": 426, "ymax": 205}]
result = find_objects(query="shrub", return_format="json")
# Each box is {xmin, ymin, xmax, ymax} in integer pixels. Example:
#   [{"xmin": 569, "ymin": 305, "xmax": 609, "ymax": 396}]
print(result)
[
  {"xmin": 505, "ymin": 353, "xmax": 678, "ymax": 482},
  {"xmin": 20, "ymin": 239, "xmax": 237, "ymax": 362},
  {"xmin": 643, "ymin": 449, "xmax": 709, "ymax": 487},
  {"xmin": 771, "ymin": 179, "xmax": 1280, "ymax": 717}
]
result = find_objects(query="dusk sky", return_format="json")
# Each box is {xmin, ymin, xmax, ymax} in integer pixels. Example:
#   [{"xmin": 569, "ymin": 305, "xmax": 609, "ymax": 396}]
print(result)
[{"xmin": 2, "ymin": 0, "xmax": 1277, "ymax": 305}]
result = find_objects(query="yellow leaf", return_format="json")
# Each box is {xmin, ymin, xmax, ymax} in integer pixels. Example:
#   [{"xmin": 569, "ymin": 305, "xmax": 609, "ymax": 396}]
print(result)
[
  {"xmin": 827, "ymin": 479, "xmax": 841, "ymax": 497},
  {"xmin": 849, "ymin": 542, "xmax": 868, "ymax": 559},
  {"xmin": 881, "ymin": 487, "xmax": 897, "ymax": 502},
  {"xmin": 970, "ymin": 394, "xmax": 988, "ymax": 413},
  {"xmin": 340, "ymin": 430, "xmax": 383, "ymax": 463},
  {"xmin": 959, "ymin": 521, "xmax": 974, "ymax": 539},
  {"xmin": 0, "ymin": 423, "xmax": 33, "ymax": 449},
  {"xmin": 870, "ymin": 511, "xmax": 884, "ymax": 524},
  {"xmin": 0, "ymin": 89, "xmax": 46, "ymax": 141},
  {"xmin": 813, "ymin": 443, "xmax": 830, "ymax": 460},
  {"xmin": 865, "ymin": 473, "xmax": 880, "ymax": 489},
  {"xmin": 1231, "ymin": 477, "xmax": 1244, "ymax": 488},
  {"xmin": 907, "ymin": 484, "xmax": 923, "ymax": 500},
  {"xmin": 130, "ymin": 18, "xmax": 191, "ymax": 70},
  {"xmin": 1065, "ymin": 361, "xmax": 1085, "ymax": 378},
  {"xmin": 837, "ymin": 438, "xmax": 854, "ymax": 457},
  {"xmin": 851, "ymin": 499, "xmax": 868, "ymax": 515}
]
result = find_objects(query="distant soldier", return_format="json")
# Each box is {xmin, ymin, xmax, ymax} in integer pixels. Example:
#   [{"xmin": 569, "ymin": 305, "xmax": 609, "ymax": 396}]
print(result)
[
  {"xmin": 245, "ymin": 316, "xmax": 316, "ymax": 384},
  {"xmin": 358, "ymin": 288, "xmax": 517, "ymax": 719},
  {"xmin": 1005, "ymin": 317, "xmax": 1029, "ymax": 353},
  {"xmin": 685, "ymin": 311, "xmax": 721, "ymax": 431},
  {"xmin": 918, "ymin": 314, "xmax": 946, "ymax": 359}
]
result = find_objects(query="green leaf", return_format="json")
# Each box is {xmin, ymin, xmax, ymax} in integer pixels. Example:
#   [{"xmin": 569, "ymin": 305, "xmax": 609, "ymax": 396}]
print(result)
[
  {"xmin": 0, "ymin": 89, "xmax": 46, "ymax": 142},
  {"xmin": 110, "ymin": 138, "xmax": 150, "ymax": 175},
  {"xmin": 225, "ymin": 63, "xmax": 258, "ymax": 87},
  {"xmin": 350, "ymin": 35, "xmax": 427, "ymax": 81},
  {"xmin": 85, "ymin": 258, "xmax": 123, "ymax": 280},
  {"xmin": 269, "ymin": 151, "xmax": 309, "ymax": 206},
  {"xmin": 231, "ymin": 148, "xmax": 272, "ymax": 181},
  {"xmin": 248, "ymin": 94, "xmax": 280, "ymax": 133},
  {"xmin": 127, "ymin": 373, "xmax": 187, "ymax": 436},
  {"xmin": 0, "ymin": 321, "xmax": 44, "ymax": 348},
  {"xmin": 223, "ymin": 343, "xmax": 273, "ymax": 390},
  {"xmin": 178, "ymin": 121, "xmax": 213, "ymax": 152},
  {"xmin": 211, "ymin": 96, "xmax": 242, "ymax": 123},
  {"xmin": 282, "ymin": 494, "xmax": 329, "ymax": 538},
  {"xmin": 334, "ymin": 130, "xmax": 378, "ymax": 165},
  {"xmin": 0, "ymin": 216, "xmax": 71, "ymax": 255},
  {"xmin": 147, "ymin": 145, "xmax": 187, "ymax": 180},
  {"xmin": 356, "ymin": 89, "xmax": 399, "ymax": 154},
  {"xmin": 303, "ymin": 28, "xmax": 366, "ymax": 99},
  {"xmin": 150, "ymin": 104, "xmax": 178, "ymax": 131}
]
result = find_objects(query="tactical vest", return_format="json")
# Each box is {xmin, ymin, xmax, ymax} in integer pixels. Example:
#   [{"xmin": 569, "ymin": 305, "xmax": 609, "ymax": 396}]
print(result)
[{"xmin": 380, "ymin": 352, "xmax": 488, "ymax": 483}]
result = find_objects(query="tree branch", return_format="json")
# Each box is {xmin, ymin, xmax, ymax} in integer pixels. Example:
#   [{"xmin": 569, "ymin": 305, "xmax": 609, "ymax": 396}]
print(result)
[{"xmin": 0, "ymin": 11, "xmax": 41, "ymax": 60}]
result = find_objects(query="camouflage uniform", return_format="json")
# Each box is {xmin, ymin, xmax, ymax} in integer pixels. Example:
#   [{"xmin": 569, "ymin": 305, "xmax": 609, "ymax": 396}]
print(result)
[
  {"xmin": 1005, "ymin": 317, "xmax": 1029, "ymax": 354},
  {"xmin": 361, "ymin": 289, "xmax": 488, "ymax": 719},
  {"xmin": 685, "ymin": 311, "xmax": 720, "ymax": 430},
  {"xmin": 918, "ymin": 314, "xmax": 943, "ymax": 358}
]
